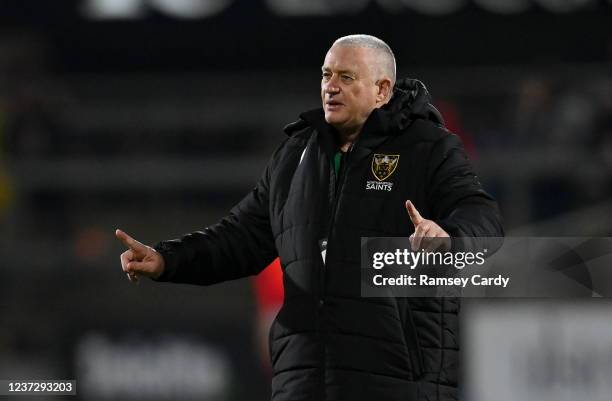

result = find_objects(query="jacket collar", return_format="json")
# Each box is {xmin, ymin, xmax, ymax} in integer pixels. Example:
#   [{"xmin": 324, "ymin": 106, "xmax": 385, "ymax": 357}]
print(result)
[
  {"xmin": 298, "ymin": 107, "xmax": 394, "ymax": 138},
  {"xmin": 290, "ymin": 108, "xmax": 395, "ymax": 172}
]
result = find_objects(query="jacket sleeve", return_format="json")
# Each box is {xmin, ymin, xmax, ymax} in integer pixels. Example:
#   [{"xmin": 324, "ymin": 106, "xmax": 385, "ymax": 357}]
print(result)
[
  {"xmin": 152, "ymin": 149, "xmax": 281, "ymax": 286},
  {"xmin": 426, "ymin": 132, "xmax": 504, "ymax": 252}
]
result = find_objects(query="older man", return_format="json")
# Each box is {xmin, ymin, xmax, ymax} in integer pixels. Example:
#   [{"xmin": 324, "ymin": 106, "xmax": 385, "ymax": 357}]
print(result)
[{"xmin": 116, "ymin": 34, "xmax": 503, "ymax": 401}]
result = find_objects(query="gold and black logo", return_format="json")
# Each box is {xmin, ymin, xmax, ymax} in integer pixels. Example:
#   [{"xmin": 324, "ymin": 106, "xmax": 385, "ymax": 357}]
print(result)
[{"xmin": 371, "ymin": 154, "xmax": 400, "ymax": 181}]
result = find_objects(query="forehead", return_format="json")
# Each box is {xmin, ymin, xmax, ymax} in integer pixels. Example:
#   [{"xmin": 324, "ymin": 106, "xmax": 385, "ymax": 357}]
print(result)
[{"xmin": 322, "ymin": 45, "xmax": 374, "ymax": 72}]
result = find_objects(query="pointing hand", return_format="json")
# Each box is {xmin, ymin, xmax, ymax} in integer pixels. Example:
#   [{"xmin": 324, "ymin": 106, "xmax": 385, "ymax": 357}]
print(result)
[
  {"xmin": 115, "ymin": 229, "xmax": 165, "ymax": 283},
  {"xmin": 405, "ymin": 200, "xmax": 451, "ymax": 252}
]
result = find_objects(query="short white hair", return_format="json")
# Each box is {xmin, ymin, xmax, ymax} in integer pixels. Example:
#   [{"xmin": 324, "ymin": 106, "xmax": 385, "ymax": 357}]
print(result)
[{"xmin": 333, "ymin": 34, "xmax": 396, "ymax": 86}]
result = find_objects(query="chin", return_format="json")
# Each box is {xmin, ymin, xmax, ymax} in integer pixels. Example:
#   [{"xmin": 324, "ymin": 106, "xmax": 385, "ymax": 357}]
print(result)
[{"xmin": 324, "ymin": 111, "xmax": 346, "ymax": 126}]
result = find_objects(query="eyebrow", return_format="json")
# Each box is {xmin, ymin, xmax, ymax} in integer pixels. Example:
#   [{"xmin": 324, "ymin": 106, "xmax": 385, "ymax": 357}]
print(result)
[{"xmin": 321, "ymin": 67, "xmax": 357, "ymax": 76}]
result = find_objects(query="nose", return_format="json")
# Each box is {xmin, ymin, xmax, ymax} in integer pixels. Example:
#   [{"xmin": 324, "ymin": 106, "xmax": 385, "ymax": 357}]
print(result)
[
  {"xmin": 322, "ymin": 73, "xmax": 341, "ymax": 96},
  {"xmin": 324, "ymin": 83, "xmax": 340, "ymax": 96}
]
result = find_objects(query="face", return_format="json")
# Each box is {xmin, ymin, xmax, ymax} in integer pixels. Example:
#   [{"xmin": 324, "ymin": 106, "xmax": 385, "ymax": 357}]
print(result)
[{"xmin": 321, "ymin": 45, "xmax": 390, "ymax": 134}]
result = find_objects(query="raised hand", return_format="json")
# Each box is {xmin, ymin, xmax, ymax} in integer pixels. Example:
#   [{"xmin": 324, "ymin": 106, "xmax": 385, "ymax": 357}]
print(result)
[
  {"xmin": 115, "ymin": 229, "xmax": 165, "ymax": 283},
  {"xmin": 405, "ymin": 200, "xmax": 451, "ymax": 252}
]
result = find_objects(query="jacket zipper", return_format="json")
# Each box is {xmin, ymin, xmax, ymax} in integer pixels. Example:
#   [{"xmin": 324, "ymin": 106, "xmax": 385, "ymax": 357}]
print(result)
[
  {"xmin": 322, "ymin": 143, "xmax": 354, "ymax": 301},
  {"xmin": 317, "ymin": 144, "xmax": 354, "ymax": 401}
]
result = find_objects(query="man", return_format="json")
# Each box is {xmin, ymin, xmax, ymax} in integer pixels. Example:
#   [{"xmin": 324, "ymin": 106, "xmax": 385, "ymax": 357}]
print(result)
[{"xmin": 116, "ymin": 34, "xmax": 503, "ymax": 401}]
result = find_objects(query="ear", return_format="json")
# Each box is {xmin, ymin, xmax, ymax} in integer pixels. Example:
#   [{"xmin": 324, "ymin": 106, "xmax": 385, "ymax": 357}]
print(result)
[{"xmin": 376, "ymin": 78, "xmax": 393, "ymax": 105}]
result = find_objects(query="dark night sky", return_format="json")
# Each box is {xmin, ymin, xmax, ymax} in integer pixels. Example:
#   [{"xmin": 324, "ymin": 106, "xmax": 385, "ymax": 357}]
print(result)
[{"xmin": 0, "ymin": 0, "xmax": 610, "ymax": 72}]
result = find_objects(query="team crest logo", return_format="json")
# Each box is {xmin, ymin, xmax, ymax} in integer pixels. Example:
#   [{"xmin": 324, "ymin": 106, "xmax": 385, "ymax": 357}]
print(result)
[{"xmin": 371, "ymin": 154, "xmax": 400, "ymax": 181}]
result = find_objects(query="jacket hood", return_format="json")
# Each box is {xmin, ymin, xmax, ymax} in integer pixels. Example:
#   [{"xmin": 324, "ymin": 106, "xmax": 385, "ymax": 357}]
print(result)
[
  {"xmin": 284, "ymin": 78, "xmax": 444, "ymax": 136},
  {"xmin": 380, "ymin": 78, "xmax": 444, "ymax": 130}
]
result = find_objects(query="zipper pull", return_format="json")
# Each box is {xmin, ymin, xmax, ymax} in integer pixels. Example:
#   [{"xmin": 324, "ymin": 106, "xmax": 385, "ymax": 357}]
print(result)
[{"xmin": 319, "ymin": 238, "xmax": 328, "ymax": 266}]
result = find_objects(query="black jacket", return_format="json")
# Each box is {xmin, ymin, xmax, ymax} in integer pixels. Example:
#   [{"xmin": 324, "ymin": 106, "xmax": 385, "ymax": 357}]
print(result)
[{"xmin": 154, "ymin": 79, "xmax": 504, "ymax": 401}]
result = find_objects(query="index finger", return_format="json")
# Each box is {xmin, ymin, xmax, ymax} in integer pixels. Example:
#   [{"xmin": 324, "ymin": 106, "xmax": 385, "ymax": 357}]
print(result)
[
  {"xmin": 115, "ymin": 229, "xmax": 146, "ymax": 252},
  {"xmin": 405, "ymin": 200, "xmax": 424, "ymax": 227}
]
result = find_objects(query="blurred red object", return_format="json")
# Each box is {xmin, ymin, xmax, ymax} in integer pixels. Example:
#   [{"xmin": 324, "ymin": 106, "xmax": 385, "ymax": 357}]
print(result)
[
  {"xmin": 253, "ymin": 258, "xmax": 284, "ymax": 309},
  {"xmin": 436, "ymin": 100, "xmax": 477, "ymax": 159}
]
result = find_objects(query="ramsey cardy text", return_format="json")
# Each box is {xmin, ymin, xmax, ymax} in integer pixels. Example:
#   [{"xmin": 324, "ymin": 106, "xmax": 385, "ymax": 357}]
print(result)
[{"xmin": 372, "ymin": 274, "xmax": 510, "ymax": 288}]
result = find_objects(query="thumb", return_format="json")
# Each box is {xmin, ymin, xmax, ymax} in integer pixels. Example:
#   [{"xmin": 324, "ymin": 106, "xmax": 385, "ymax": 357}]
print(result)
[
  {"xmin": 405, "ymin": 200, "xmax": 424, "ymax": 227},
  {"xmin": 127, "ymin": 260, "xmax": 162, "ymax": 280},
  {"xmin": 127, "ymin": 260, "xmax": 153, "ymax": 274}
]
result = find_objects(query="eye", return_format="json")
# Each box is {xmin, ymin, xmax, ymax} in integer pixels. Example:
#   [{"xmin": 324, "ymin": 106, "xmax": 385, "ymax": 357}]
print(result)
[
  {"xmin": 341, "ymin": 74, "xmax": 355, "ymax": 82},
  {"xmin": 322, "ymin": 71, "xmax": 332, "ymax": 81}
]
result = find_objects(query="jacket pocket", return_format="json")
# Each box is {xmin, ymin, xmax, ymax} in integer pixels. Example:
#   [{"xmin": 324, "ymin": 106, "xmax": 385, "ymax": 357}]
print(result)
[{"xmin": 402, "ymin": 304, "xmax": 425, "ymax": 380}]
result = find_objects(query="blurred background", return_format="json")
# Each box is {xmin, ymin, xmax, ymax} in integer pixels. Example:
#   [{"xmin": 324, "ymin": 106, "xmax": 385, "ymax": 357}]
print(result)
[{"xmin": 1, "ymin": 0, "xmax": 611, "ymax": 400}]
